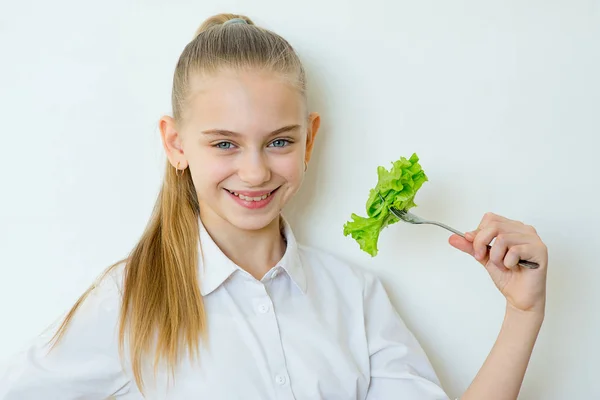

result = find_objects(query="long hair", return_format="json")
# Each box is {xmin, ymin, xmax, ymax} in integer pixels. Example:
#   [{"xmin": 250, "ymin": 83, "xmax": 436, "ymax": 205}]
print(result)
[{"xmin": 48, "ymin": 12, "xmax": 307, "ymax": 394}]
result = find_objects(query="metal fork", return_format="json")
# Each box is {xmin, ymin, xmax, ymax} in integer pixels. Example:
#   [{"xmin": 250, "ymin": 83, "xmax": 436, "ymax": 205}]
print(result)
[{"xmin": 378, "ymin": 194, "xmax": 539, "ymax": 269}]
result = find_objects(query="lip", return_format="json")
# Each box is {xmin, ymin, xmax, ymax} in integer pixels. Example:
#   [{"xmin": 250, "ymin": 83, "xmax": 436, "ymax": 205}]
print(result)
[
  {"xmin": 224, "ymin": 187, "xmax": 280, "ymax": 210},
  {"xmin": 227, "ymin": 189, "xmax": 274, "ymax": 197}
]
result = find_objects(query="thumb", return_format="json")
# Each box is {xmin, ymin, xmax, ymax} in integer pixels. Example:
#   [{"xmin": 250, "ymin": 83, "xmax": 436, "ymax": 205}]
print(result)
[{"xmin": 448, "ymin": 234, "xmax": 475, "ymax": 257}]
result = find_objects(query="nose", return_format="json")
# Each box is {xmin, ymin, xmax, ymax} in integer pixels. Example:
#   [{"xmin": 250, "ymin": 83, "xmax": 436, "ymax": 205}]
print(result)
[{"xmin": 237, "ymin": 151, "xmax": 271, "ymax": 187}]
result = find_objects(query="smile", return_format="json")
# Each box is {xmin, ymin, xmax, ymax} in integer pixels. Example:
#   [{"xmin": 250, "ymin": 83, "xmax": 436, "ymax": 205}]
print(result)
[{"xmin": 225, "ymin": 189, "xmax": 275, "ymax": 202}]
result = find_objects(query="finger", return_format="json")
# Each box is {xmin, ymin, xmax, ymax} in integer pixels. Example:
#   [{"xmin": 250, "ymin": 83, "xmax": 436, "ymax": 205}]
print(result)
[
  {"xmin": 448, "ymin": 234, "xmax": 475, "ymax": 257},
  {"xmin": 477, "ymin": 212, "xmax": 508, "ymax": 230},
  {"xmin": 471, "ymin": 226, "xmax": 499, "ymax": 262},
  {"xmin": 504, "ymin": 243, "xmax": 546, "ymax": 269},
  {"xmin": 477, "ymin": 213, "xmax": 534, "ymax": 236},
  {"xmin": 488, "ymin": 233, "xmax": 508, "ymax": 271},
  {"xmin": 489, "ymin": 233, "xmax": 532, "ymax": 271},
  {"xmin": 474, "ymin": 212, "xmax": 535, "ymax": 237},
  {"xmin": 466, "ymin": 214, "xmax": 497, "ymax": 242},
  {"xmin": 504, "ymin": 245, "xmax": 526, "ymax": 269},
  {"xmin": 449, "ymin": 234, "xmax": 494, "ymax": 268},
  {"xmin": 464, "ymin": 231, "xmax": 476, "ymax": 242},
  {"xmin": 470, "ymin": 220, "xmax": 530, "ymax": 260}
]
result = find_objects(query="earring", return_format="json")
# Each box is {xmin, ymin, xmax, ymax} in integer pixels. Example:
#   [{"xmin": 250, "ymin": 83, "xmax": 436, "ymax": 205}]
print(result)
[
  {"xmin": 304, "ymin": 161, "xmax": 307, "ymax": 171},
  {"xmin": 175, "ymin": 161, "xmax": 184, "ymax": 177}
]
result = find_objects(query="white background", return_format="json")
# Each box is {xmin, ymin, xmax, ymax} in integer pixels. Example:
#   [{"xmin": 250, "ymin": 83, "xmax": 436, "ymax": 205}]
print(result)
[{"xmin": 1, "ymin": 0, "xmax": 598, "ymax": 398}]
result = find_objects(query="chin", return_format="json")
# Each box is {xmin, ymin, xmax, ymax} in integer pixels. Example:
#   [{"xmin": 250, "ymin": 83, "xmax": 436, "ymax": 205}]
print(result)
[{"xmin": 225, "ymin": 211, "xmax": 281, "ymax": 232}]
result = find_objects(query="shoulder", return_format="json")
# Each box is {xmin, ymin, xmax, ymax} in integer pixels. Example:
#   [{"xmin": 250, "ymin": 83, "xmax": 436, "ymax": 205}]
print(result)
[
  {"xmin": 86, "ymin": 260, "xmax": 127, "ymax": 306},
  {"xmin": 297, "ymin": 244, "xmax": 382, "ymax": 296},
  {"xmin": 50, "ymin": 260, "xmax": 127, "ymax": 336},
  {"xmin": 101, "ymin": 260, "xmax": 127, "ymax": 296},
  {"xmin": 7, "ymin": 261, "xmax": 130, "ymax": 365}
]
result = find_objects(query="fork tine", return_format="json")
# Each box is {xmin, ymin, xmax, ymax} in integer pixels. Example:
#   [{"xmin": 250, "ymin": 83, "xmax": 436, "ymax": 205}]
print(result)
[
  {"xmin": 388, "ymin": 206, "xmax": 406, "ymax": 220},
  {"xmin": 378, "ymin": 192, "xmax": 408, "ymax": 221}
]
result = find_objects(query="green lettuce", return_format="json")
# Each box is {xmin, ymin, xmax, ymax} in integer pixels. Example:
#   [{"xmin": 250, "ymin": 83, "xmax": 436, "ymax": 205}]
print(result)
[{"xmin": 343, "ymin": 153, "xmax": 428, "ymax": 257}]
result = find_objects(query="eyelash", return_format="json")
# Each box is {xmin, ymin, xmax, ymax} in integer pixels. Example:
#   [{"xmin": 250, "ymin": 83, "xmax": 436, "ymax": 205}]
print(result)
[
  {"xmin": 270, "ymin": 139, "xmax": 291, "ymax": 148},
  {"xmin": 213, "ymin": 139, "xmax": 292, "ymax": 150}
]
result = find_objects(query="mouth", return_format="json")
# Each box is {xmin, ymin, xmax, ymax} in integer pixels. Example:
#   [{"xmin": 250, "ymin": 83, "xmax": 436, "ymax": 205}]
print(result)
[{"xmin": 224, "ymin": 187, "xmax": 280, "ymax": 202}]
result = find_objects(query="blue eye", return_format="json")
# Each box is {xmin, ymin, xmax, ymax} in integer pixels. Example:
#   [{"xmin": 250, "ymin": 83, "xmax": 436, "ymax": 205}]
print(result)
[
  {"xmin": 215, "ymin": 142, "xmax": 234, "ymax": 150},
  {"xmin": 270, "ymin": 139, "xmax": 289, "ymax": 148}
]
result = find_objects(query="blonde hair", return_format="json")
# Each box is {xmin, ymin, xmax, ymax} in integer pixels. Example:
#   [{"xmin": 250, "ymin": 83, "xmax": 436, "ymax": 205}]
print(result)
[{"xmin": 48, "ymin": 13, "xmax": 307, "ymax": 394}]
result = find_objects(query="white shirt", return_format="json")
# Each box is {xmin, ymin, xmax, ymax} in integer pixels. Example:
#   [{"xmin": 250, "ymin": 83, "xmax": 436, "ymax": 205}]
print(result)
[{"xmin": 0, "ymin": 217, "xmax": 451, "ymax": 399}]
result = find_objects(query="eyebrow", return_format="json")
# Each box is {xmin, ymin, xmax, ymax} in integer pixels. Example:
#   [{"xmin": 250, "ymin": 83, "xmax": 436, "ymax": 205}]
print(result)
[{"xmin": 201, "ymin": 124, "xmax": 302, "ymax": 138}]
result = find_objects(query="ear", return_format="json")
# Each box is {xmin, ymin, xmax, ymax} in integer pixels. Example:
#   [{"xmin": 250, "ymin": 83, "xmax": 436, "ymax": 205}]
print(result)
[
  {"xmin": 159, "ymin": 116, "xmax": 188, "ymax": 169},
  {"xmin": 304, "ymin": 112, "xmax": 321, "ymax": 165}
]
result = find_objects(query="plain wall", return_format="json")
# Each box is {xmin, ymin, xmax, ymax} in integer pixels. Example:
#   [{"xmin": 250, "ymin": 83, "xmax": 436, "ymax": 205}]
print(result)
[{"xmin": 1, "ymin": 0, "xmax": 598, "ymax": 398}]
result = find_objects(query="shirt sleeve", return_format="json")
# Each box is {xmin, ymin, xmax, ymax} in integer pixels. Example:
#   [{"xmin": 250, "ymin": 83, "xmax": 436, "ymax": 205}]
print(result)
[
  {"xmin": 363, "ymin": 272, "xmax": 451, "ymax": 400},
  {"xmin": 0, "ymin": 272, "xmax": 132, "ymax": 399}
]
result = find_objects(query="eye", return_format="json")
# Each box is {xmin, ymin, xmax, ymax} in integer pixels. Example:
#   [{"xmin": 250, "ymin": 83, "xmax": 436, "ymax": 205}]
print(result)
[
  {"xmin": 269, "ymin": 139, "xmax": 290, "ymax": 148},
  {"xmin": 215, "ymin": 141, "xmax": 235, "ymax": 150}
]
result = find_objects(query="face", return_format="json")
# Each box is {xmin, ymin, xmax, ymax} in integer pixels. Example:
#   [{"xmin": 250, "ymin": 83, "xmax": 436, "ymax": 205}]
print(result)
[{"xmin": 160, "ymin": 69, "xmax": 320, "ymax": 232}]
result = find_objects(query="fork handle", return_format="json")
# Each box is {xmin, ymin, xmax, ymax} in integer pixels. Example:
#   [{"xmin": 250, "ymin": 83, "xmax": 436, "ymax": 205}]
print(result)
[{"xmin": 428, "ymin": 221, "xmax": 540, "ymax": 269}]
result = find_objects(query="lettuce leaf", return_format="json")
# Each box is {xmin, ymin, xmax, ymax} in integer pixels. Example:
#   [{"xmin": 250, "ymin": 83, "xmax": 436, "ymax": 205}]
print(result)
[{"xmin": 343, "ymin": 153, "xmax": 428, "ymax": 256}]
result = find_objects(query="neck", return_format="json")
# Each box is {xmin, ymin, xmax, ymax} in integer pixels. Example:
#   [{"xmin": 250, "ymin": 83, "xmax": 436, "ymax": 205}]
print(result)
[{"xmin": 199, "ymin": 211, "xmax": 286, "ymax": 280}]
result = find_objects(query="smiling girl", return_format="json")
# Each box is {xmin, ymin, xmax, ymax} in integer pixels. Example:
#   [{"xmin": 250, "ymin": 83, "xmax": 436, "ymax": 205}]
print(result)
[{"xmin": 0, "ymin": 13, "xmax": 548, "ymax": 400}]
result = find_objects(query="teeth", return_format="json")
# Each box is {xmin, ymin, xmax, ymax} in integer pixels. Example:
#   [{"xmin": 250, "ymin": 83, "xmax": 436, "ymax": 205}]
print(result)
[{"xmin": 228, "ymin": 190, "xmax": 272, "ymax": 202}]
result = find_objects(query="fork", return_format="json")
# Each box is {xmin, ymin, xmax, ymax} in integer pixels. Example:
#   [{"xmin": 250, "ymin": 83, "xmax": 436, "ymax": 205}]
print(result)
[{"xmin": 378, "ymin": 194, "xmax": 539, "ymax": 269}]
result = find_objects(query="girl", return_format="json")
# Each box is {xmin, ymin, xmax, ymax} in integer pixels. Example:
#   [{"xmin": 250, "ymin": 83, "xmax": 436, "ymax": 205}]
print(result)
[{"xmin": 0, "ymin": 13, "xmax": 548, "ymax": 400}]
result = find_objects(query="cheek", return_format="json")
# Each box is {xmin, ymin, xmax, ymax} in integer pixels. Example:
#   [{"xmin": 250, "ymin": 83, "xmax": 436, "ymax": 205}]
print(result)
[
  {"xmin": 272, "ymin": 153, "xmax": 304, "ymax": 183},
  {"xmin": 188, "ymin": 152, "xmax": 234, "ymax": 188}
]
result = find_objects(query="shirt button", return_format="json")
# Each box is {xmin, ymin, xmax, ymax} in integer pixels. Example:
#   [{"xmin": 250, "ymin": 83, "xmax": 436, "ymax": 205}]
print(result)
[
  {"xmin": 275, "ymin": 374, "xmax": 287, "ymax": 385},
  {"xmin": 257, "ymin": 303, "xmax": 270, "ymax": 314},
  {"xmin": 271, "ymin": 269, "xmax": 279, "ymax": 279}
]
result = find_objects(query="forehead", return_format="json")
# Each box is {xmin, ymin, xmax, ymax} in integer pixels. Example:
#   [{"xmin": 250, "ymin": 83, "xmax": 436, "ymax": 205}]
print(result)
[{"xmin": 185, "ymin": 69, "xmax": 305, "ymax": 132}]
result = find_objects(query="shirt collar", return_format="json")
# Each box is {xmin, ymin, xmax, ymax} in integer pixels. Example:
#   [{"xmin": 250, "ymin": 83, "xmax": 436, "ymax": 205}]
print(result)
[{"xmin": 198, "ymin": 215, "xmax": 306, "ymax": 296}]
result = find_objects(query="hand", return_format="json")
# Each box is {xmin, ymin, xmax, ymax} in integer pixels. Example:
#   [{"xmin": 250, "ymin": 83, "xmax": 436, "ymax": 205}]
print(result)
[{"xmin": 449, "ymin": 212, "xmax": 548, "ymax": 315}]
